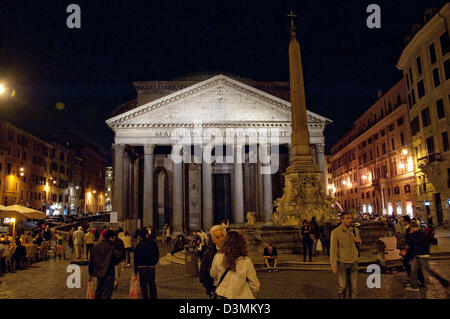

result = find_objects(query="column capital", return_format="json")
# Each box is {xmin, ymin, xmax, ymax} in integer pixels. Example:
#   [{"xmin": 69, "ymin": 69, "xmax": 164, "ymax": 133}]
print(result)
[
  {"xmin": 144, "ymin": 144, "xmax": 155, "ymax": 155},
  {"xmin": 172, "ymin": 144, "xmax": 183, "ymax": 155},
  {"xmin": 314, "ymin": 144, "xmax": 325, "ymax": 153},
  {"xmin": 112, "ymin": 143, "xmax": 126, "ymax": 154}
]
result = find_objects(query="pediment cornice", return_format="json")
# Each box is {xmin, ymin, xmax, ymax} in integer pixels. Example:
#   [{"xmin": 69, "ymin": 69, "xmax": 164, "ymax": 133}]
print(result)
[{"xmin": 106, "ymin": 74, "xmax": 332, "ymax": 128}]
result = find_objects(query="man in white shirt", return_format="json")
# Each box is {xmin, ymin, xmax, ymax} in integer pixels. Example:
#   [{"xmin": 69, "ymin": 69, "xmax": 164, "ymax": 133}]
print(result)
[{"xmin": 73, "ymin": 226, "xmax": 85, "ymax": 259}]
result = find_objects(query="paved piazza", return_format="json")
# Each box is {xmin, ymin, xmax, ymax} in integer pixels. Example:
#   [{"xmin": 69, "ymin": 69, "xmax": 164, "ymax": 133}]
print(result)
[{"xmin": 0, "ymin": 245, "xmax": 449, "ymax": 299}]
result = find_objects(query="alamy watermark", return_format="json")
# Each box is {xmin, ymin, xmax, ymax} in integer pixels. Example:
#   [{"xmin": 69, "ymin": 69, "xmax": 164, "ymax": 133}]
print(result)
[
  {"xmin": 66, "ymin": 264, "xmax": 81, "ymax": 288},
  {"xmin": 168, "ymin": 123, "xmax": 281, "ymax": 174},
  {"xmin": 366, "ymin": 4, "xmax": 381, "ymax": 29},
  {"xmin": 366, "ymin": 264, "xmax": 381, "ymax": 289}
]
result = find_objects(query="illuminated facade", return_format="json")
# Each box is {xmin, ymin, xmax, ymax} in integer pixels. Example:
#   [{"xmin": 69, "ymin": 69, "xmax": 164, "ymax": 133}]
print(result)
[
  {"xmin": 0, "ymin": 121, "xmax": 107, "ymax": 215},
  {"xmin": 397, "ymin": 4, "xmax": 450, "ymax": 225},
  {"xmin": 330, "ymin": 81, "xmax": 417, "ymax": 217}
]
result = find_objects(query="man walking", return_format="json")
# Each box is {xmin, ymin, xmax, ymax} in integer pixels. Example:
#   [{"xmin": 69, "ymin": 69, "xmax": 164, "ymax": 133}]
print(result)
[
  {"xmin": 134, "ymin": 229, "xmax": 160, "ymax": 299},
  {"xmin": 88, "ymin": 230, "xmax": 122, "ymax": 299},
  {"xmin": 85, "ymin": 228, "xmax": 95, "ymax": 259},
  {"xmin": 330, "ymin": 211, "xmax": 362, "ymax": 299},
  {"xmin": 406, "ymin": 223, "xmax": 449, "ymax": 291},
  {"xmin": 73, "ymin": 226, "xmax": 85, "ymax": 259},
  {"xmin": 199, "ymin": 225, "xmax": 225, "ymax": 298}
]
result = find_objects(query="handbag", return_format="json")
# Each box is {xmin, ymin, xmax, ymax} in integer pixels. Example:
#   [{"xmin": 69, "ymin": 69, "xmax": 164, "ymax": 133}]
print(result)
[
  {"xmin": 316, "ymin": 239, "xmax": 323, "ymax": 252},
  {"xmin": 211, "ymin": 269, "xmax": 229, "ymax": 299},
  {"xmin": 129, "ymin": 274, "xmax": 141, "ymax": 299}
]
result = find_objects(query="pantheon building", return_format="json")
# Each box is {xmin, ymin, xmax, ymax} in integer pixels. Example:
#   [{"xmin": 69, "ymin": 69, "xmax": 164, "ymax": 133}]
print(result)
[{"xmin": 106, "ymin": 74, "xmax": 332, "ymax": 234}]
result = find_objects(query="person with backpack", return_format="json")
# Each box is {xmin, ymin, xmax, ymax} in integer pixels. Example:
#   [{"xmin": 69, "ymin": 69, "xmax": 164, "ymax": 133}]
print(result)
[
  {"xmin": 210, "ymin": 231, "xmax": 260, "ymax": 299},
  {"xmin": 88, "ymin": 230, "xmax": 123, "ymax": 299}
]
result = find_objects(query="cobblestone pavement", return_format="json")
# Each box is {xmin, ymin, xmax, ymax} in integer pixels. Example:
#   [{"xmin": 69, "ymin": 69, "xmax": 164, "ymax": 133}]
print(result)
[{"xmin": 0, "ymin": 244, "xmax": 449, "ymax": 299}]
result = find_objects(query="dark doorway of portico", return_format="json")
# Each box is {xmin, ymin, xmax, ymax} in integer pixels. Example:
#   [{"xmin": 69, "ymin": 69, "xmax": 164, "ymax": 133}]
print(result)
[{"xmin": 213, "ymin": 174, "xmax": 232, "ymax": 225}]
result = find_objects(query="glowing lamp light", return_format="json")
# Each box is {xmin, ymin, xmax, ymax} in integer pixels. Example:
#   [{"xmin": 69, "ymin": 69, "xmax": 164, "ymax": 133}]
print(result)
[
  {"xmin": 20, "ymin": 172, "xmax": 24, "ymax": 176},
  {"xmin": 53, "ymin": 180, "xmax": 56, "ymax": 185},
  {"xmin": 362, "ymin": 175, "xmax": 367, "ymax": 180},
  {"xmin": 327, "ymin": 185, "xmax": 332, "ymax": 189},
  {"xmin": 75, "ymin": 186, "xmax": 79, "ymax": 190},
  {"xmin": 399, "ymin": 163, "xmax": 405, "ymax": 169},
  {"xmin": 0, "ymin": 83, "xmax": 5, "ymax": 94},
  {"xmin": 93, "ymin": 190, "xmax": 97, "ymax": 194},
  {"xmin": 402, "ymin": 149, "xmax": 408, "ymax": 155},
  {"xmin": 10, "ymin": 218, "xmax": 15, "ymax": 223},
  {"xmin": 342, "ymin": 180, "xmax": 347, "ymax": 185}
]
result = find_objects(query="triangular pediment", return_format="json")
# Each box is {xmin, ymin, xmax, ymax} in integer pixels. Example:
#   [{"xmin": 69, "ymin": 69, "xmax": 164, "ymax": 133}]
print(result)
[{"xmin": 106, "ymin": 75, "xmax": 331, "ymax": 129}]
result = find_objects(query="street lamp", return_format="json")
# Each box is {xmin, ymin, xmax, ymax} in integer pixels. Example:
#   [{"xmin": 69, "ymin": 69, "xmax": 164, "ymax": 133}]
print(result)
[{"xmin": 0, "ymin": 83, "xmax": 15, "ymax": 97}]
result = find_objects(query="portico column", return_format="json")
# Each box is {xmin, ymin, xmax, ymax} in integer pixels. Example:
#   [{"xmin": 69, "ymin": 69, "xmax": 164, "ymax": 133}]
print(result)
[
  {"xmin": 173, "ymin": 146, "xmax": 183, "ymax": 233},
  {"xmin": 123, "ymin": 151, "xmax": 130, "ymax": 224},
  {"xmin": 143, "ymin": 144, "xmax": 155, "ymax": 227},
  {"xmin": 233, "ymin": 144, "xmax": 244, "ymax": 224},
  {"xmin": 202, "ymin": 146, "xmax": 213, "ymax": 231},
  {"xmin": 112, "ymin": 144, "xmax": 125, "ymax": 222},
  {"xmin": 133, "ymin": 156, "xmax": 139, "ymax": 230},
  {"xmin": 261, "ymin": 145, "xmax": 273, "ymax": 222}
]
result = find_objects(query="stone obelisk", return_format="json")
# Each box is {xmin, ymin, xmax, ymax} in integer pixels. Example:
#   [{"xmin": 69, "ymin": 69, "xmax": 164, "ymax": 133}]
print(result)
[
  {"xmin": 272, "ymin": 12, "xmax": 335, "ymax": 226},
  {"xmin": 287, "ymin": 11, "xmax": 321, "ymax": 174}
]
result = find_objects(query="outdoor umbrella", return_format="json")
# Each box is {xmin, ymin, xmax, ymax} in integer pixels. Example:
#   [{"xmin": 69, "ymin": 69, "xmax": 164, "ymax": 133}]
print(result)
[{"xmin": 5, "ymin": 204, "xmax": 46, "ymax": 220}]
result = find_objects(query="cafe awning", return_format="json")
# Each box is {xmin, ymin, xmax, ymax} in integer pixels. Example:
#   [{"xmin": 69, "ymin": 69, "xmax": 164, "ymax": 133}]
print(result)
[
  {"xmin": 0, "ymin": 208, "xmax": 28, "ymax": 221},
  {"xmin": 4, "ymin": 205, "xmax": 46, "ymax": 220}
]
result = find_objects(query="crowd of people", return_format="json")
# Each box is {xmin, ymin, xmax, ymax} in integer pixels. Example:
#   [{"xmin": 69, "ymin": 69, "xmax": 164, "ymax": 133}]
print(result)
[
  {"xmin": 2, "ymin": 210, "xmax": 448, "ymax": 299},
  {"xmin": 0, "ymin": 224, "xmax": 53, "ymax": 275}
]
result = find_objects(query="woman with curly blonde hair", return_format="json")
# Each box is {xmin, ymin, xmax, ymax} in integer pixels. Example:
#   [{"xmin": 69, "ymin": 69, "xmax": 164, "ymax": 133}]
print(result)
[{"xmin": 210, "ymin": 231, "xmax": 260, "ymax": 299}]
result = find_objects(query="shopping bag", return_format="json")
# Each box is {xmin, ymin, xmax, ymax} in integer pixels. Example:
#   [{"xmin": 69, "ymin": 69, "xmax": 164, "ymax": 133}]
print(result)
[
  {"xmin": 316, "ymin": 239, "xmax": 323, "ymax": 252},
  {"xmin": 129, "ymin": 274, "xmax": 140, "ymax": 299},
  {"xmin": 86, "ymin": 281, "xmax": 94, "ymax": 299}
]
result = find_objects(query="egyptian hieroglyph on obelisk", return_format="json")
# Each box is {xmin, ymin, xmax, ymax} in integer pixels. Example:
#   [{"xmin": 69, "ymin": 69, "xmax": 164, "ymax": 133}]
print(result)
[{"xmin": 272, "ymin": 12, "xmax": 337, "ymax": 225}]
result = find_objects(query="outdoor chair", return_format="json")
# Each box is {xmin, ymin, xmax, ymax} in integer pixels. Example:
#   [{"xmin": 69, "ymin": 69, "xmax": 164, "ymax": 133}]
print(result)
[
  {"xmin": 42, "ymin": 241, "xmax": 49, "ymax": 260},
  {"xmin": 29, "ymin": 246, "xmax": 37, "ymax": 264},
  {"xmin": 25, "ymin": 246, "xmax": 32, "ymax": 267},
  {"xmin": 5, "ymin": 246, "xmax": 17, "ymax": 273},
  {"xmin": 38, "ymin": 243, "xmax": 46, "ymax": 261}
]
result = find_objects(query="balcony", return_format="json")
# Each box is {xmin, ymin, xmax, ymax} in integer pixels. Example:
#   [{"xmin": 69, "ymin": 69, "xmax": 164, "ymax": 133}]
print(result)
[{"xmin": 418, "ymin": 153, "xmax": 442, "ymax": 166}]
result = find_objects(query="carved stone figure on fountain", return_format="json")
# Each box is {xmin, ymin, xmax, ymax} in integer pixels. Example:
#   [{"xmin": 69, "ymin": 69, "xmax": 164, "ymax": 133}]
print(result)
[{"xmin": 246, "ymin": 211, "xmax": 256, "ymax": 226}]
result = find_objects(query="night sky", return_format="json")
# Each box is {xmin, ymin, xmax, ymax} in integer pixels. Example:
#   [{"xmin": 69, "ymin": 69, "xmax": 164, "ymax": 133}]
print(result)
[{"xmin": 0, "ymin": 0, "xmax": 448, "ymax": 164}]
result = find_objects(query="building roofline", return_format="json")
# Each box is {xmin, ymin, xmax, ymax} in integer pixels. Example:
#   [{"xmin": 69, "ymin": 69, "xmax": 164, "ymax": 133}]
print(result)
[{"xmin": 397, "ymin": 3, "xmax": 450, "ymax": 70}]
